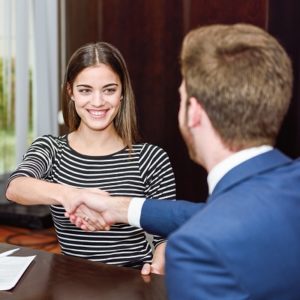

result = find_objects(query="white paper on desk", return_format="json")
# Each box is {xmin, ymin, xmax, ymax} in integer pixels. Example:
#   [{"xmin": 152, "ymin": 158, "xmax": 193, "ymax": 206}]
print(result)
[{"xmin": 0, "ymin": 256, "xmax": 36, "ymax": 290}]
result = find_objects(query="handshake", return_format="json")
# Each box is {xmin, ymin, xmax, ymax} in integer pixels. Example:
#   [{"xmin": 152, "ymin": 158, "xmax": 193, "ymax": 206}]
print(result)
[
  {"xmin": 63, "ymin": 188, "xmax": 131, "ymax": 232},
  {"xmin": 62, "ymin": 187, "xmax": 166, "ymax": 276}
]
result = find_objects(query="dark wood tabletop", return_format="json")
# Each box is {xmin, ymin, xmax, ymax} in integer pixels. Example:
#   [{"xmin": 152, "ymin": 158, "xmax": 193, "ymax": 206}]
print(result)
[{"xmin": 0, "ymin": 243, "xmax": 167, "ymax": 300}]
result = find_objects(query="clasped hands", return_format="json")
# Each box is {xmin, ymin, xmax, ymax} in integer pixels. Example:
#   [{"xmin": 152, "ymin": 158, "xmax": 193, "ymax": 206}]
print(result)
[
  {"xmin": 63, "ymin": 188, "xmax": 165, "ymax": 275},
  {"xmin": 63, "ymin": 188, "xmax": 127, "ymax": 232}
]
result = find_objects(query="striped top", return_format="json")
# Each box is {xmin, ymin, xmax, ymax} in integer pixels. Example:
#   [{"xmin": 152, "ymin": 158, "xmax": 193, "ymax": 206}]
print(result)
[{"xmin": 8, "ymin": 135, "xmax": 176, "ymax": 268}]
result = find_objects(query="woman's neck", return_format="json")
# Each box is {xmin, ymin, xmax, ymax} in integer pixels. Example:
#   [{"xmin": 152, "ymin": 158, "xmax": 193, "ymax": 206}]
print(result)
[{"xmin": 68, "ymin": 125, "xmax": 125, "ymax": 156}]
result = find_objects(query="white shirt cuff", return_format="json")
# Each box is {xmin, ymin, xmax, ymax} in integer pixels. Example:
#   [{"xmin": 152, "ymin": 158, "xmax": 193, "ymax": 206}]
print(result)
[{"xmin": 128, "ymin": 197, "xmax": 146, "ymax": 228}]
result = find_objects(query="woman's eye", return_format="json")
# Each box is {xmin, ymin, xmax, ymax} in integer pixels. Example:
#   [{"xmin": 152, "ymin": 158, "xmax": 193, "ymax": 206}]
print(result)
[
  {"xmin": 103, "ymin": 88, "xmax": 116, "ymax": 95},
  {"xmin": 79, "ymin": 89, "xmax": 91, "ymax": 94}
]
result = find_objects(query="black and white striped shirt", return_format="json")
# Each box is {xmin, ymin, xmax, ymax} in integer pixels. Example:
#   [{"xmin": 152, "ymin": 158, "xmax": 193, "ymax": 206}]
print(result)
[{"xmin": 9, "ymin": 135, "xmax": 176, "ymax": 268}]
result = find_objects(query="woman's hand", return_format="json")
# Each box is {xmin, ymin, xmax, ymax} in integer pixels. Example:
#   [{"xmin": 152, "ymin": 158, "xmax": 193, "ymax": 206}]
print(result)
[
  {"xmin": 70, "ymin": 204, "xmax": 111, "ymax": 231},
  {"xmin": 141, "ymin": 242, "xmax": 166, "ymax": 275},
  {"xmin": 64, "ymin": 188, "xmax": 110, "ymax": 231}
]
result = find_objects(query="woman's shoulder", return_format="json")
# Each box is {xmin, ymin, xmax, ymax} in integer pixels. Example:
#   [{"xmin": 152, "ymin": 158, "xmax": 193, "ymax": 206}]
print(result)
[
  {"xmin": 132, "ymin": 142, "xmax": 170, "ymax": 157},
  {"xmin": 31, "ymin": 134, "xmax": 68, "ymax": 148}
]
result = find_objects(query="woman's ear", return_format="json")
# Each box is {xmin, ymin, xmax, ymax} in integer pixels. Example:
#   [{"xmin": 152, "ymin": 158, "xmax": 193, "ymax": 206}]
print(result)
[
  {"xmin": 187, "ymin": 97, "xmax": 202, "ymax": 128},
  {"xmin": 67, "ymin": 83, "xmax": 74, "ymax": 100}
]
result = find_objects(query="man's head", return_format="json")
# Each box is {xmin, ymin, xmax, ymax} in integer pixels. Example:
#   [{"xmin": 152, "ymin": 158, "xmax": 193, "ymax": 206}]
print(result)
[{"xmin": 180, "ymin": 23, "xmax": 293, "ymax": 151}]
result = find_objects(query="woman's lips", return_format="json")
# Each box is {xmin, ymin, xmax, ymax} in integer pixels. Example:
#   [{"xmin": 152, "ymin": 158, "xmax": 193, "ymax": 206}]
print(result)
[{"xmin": 88, "ymin": 109, "xmax": 108, "ymax": 118}]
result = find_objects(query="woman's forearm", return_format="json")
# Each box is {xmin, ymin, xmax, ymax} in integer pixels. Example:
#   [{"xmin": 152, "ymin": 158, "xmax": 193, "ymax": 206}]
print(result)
[{"xmin": 6, "ymin": 177, "xmax": 72, "ymax": 206}]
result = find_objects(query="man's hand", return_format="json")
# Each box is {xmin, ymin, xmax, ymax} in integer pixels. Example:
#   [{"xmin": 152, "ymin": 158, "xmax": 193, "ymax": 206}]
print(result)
[
  {"xmin": 62, "ymin": 187, "xmax": 109, "ymax": 214},
  {"xmin": 64, "ymin": 192, "xmax": 132, "ymax": 231},
  {"xmin": 62, "ymin": 188, "xmax": 111, "ymax": 231}
]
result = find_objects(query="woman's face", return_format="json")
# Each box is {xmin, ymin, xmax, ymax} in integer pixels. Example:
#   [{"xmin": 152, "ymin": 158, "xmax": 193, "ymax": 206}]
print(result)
[{"xmin": 70, "ymin": 63, "xmax": 122, "ymax": 133}]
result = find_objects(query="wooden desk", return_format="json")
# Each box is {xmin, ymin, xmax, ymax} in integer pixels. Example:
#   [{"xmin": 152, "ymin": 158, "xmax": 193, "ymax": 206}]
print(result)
[{"xmin": 0, "ymin": 243, "xmax": 167, "ymax": 300}]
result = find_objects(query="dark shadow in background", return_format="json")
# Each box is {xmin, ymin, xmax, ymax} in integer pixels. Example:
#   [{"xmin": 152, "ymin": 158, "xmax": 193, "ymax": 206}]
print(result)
[{"xmin": 268, "ymin": 0, "xmax": 300, "ymax": 158}]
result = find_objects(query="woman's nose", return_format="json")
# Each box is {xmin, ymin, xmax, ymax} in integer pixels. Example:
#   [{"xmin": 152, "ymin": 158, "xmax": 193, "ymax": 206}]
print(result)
[{"xmin": 91, "ymin": 92, "xmax": 105, "ymax": 106}]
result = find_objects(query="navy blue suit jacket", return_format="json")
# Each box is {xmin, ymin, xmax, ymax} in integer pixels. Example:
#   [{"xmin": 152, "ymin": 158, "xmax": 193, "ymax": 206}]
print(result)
[{"xmin": 141, "ymin": 150, "xmax": 300, "ymax": 299}]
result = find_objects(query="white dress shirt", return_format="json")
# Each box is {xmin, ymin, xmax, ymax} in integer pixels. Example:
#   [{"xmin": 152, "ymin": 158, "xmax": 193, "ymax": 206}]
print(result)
[{"xmin": 128, "ymin": 145, "xmax": 273, "ymax": 227}]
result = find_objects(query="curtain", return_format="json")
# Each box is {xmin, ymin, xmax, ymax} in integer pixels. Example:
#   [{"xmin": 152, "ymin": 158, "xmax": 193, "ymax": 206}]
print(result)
[
  {"xmin": 32, "ymin": 0, "xmax": 59, "ymax": 139},
  {"xmin": 0, "ymin": 0, "xmax": 59, "ymax": 172},
  {"xmin": 15, "ymin": 0, "xmax": 30, "ymax": 164}
]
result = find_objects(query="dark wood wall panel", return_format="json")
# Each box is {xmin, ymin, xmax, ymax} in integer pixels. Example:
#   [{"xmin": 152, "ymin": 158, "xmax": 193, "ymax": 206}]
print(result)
[
  {"xmin": 64, "ymin": 0, "xmax": 269, "ymax": 202},
  {"xmin": 65, "ymin": 0, "xmax": 102, "ymax": 59},
  {"xmin": 184, "ymin": 0, "xmax": 268, "ymax": 32},
  {"xmin": 99, "ymin": 0, "xmax": 184, "ymax": 146},
  {"xmin": 268, "ymin": 0, "xmax": 300, "ymax": 158}
]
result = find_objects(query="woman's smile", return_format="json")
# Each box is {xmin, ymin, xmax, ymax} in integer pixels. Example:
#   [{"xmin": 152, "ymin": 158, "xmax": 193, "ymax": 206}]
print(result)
[{"xmin": 87, "ymin": 108, "xmax": 109, "ymax": 119}]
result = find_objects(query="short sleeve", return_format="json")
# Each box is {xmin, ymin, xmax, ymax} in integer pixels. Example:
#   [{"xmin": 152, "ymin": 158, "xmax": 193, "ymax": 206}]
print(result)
[
  {"xmin": 7, "ymin": 135, "xmax": 58, "ymax": 185},
  {"xmin": 139, "ymin": 144, "xmax": 176, "ymax": 247}
]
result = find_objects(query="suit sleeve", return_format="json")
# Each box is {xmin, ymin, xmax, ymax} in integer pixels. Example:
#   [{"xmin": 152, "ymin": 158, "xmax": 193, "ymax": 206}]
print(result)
[{"xmin": 140, "ymin": 199, "xmax": 203, "ymax": 237}]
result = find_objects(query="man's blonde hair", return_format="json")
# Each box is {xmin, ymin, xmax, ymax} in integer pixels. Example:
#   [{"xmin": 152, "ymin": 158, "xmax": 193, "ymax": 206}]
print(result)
[{"xmin": 181, "ymin": 23, "xmax": 293, "ymax": 150}]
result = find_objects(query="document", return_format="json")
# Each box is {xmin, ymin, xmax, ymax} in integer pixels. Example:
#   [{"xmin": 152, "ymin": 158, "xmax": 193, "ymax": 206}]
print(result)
[{"xmin": 0, "ymin": 254, "xmax": 36, "ymax": 290}]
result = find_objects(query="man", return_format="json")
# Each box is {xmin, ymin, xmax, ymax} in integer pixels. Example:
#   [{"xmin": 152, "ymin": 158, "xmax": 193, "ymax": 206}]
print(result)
[{"xmin": 65, "ymin": 23, "xmax": 300, "ymax": 299}]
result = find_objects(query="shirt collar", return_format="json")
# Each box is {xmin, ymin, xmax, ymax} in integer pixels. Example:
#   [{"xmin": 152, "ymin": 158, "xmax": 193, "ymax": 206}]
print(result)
[{"xmin": 207, "ymin": 145, "xmax": 273, "ymax": 194}]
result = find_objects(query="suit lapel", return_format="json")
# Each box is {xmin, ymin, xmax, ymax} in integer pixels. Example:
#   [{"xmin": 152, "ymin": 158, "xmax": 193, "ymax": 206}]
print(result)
[{"xmin": 209, "ymin": 149, "xmax": 292, "ymax": 200}]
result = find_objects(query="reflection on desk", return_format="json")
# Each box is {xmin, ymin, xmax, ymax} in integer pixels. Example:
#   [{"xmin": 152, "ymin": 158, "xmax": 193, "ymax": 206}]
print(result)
[{"xmin": 0, "ymin": 243, "xmax": 167, "ymax": 300}]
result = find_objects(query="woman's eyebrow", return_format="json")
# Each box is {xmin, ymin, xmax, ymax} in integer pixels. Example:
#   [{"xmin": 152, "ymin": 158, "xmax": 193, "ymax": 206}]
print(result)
[
  {"xmin": 102, "ymin": 83, "xmax": 118, "ymax": 88},
  {"xmin": 75, "ymin": 83, "xmax": 118, "ymax": 88},
  {"xmin": 76, "ymin": 84, "xmax": 92, "ymax": 88}
]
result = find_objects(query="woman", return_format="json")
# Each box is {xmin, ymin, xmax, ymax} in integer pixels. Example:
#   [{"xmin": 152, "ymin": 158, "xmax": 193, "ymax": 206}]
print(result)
[{"xmin": 6, "ymin": 42, "xmax": 176, "ymax": 273}]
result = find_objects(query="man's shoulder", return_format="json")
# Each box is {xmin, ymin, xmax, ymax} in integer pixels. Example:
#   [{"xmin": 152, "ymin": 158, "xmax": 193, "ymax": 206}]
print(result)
[{"xmin": 173, "ymin": 159, "xmax": 300, "ymax": 239}]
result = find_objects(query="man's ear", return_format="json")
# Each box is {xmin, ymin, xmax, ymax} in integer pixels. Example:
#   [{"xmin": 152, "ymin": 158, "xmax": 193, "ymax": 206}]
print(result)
[{"xmin": 187, "ymin": 97, "xmax": 202, "ymax": 128}]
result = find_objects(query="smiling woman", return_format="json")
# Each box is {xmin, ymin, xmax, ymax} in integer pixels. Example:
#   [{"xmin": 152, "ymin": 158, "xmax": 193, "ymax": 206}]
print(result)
[
  {"xmin": 68, "ymin": 64, "xmax": 123, "ymax": 151},
  {"xmin": 6, "ymin": 42, "xmax": 176, "ymax": 274},
  {"xmin": 61, "ymin": 43, "xmax": 138, "ymax": 152}
]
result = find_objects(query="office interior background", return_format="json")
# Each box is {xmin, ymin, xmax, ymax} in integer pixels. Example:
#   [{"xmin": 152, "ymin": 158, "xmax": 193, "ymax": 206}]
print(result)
[{"xmin": 0, "ymin": 0, "xmax": 299, "ymax": 212}]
